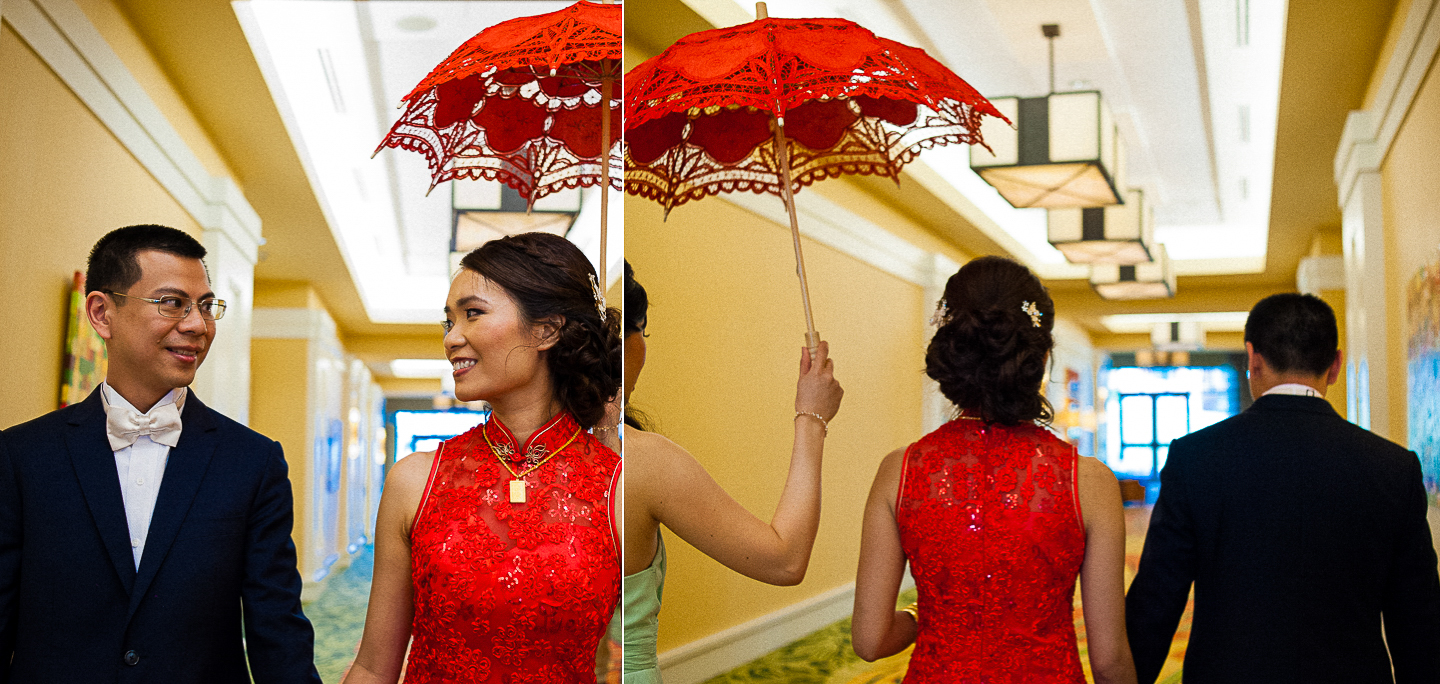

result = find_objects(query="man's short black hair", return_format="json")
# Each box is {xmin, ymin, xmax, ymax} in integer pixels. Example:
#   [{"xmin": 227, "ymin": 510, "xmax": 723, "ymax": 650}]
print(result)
[
  {"xmin": 1244, "ymin": 293, "xmax": 1338, "ymax": 376},
  {"xmin": 85, "ymin": 225, "xmax": 206, "ymax": 297}
]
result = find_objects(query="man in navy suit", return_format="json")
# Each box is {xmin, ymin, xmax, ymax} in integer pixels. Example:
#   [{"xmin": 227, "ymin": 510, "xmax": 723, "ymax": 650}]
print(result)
[
  {"xmin": 1126, "ymin": 293, "xmax": 1440, "ymax": 683},
  {"xmin": 0, "ymin": 225, "xmax": 320, "ymax": 682}
]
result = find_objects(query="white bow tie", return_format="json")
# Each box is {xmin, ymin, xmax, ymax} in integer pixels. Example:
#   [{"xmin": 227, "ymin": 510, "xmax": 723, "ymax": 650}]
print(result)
[{"xmin": 105, "ymin": 401, "xmax": 183, "ymax": 450}]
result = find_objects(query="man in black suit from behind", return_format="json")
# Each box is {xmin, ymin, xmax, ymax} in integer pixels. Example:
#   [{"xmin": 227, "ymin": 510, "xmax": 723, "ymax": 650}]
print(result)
[
  {"xmin": 0, "ymin": 225, "xmax": 320, "ymax": 683},
  {"xmin": 1126, "ymin": 293, "xmax": 1440, "ymax": 683}
]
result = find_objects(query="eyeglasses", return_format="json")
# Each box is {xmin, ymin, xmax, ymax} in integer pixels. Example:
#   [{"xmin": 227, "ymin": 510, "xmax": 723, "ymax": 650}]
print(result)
[{"xmin": 106, "ymin": 292, "xmax": 227, "ymax": 321}]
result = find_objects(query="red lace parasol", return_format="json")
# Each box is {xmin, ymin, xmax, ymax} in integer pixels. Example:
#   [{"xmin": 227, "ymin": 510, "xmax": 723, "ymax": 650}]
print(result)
[
  {"xmin": 624, "ymin": 6, "xmax": 1009, "ymax": 346},
  {"xmin": 376, "ymin": 1, "xmax": 621, "ymax": 285}
]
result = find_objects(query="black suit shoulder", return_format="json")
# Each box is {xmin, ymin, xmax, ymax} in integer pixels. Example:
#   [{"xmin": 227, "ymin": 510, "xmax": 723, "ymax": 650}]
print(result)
[
  {"xmin": 1169, "ymin": 394, "xmax": 1416, "ymax": 468},
  {"xmin": 202, "ymin": 405, "xmax": 283, "ymax": 455},
  {"xmin": 2, "ymin": 400, "xmax": 91, "ymax": 438}
]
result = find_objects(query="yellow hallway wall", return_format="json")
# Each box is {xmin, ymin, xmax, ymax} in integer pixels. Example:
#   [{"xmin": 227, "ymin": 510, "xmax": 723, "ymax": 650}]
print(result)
[
  {"xmin": 628, "ymin": 195, "xmax": 929, "ymax": 652},
  {"xmin": 0, "ymin": 22, "xmax": 203, "ymax": 428}
]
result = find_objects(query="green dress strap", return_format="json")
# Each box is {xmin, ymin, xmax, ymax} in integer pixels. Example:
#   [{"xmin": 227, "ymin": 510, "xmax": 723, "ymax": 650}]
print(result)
[{"xmin": 622, "ymin": 531, "xmax": 666, "ymax": 683}]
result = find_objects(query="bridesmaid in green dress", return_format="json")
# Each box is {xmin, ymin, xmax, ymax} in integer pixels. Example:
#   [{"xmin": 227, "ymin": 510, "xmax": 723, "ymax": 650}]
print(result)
[{"xmin": 620, "ymin": 262, "xmax": 844, "ymax": 683}]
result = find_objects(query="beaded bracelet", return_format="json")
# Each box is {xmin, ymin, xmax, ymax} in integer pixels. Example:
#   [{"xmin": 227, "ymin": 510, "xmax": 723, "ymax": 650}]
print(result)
[{"xmin": 793, "ymin": 411, "xmax": 829, "ymax": 436}]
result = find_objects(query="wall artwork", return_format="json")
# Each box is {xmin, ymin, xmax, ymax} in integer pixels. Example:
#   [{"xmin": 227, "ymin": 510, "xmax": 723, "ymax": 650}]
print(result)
[
  {"xmin": 1408, "ymin": 250, "xmax": 1440, "ymax": 504},
  {"xmin": 59, "ymin": 271, "xmax": 106, "ymax": 407}
]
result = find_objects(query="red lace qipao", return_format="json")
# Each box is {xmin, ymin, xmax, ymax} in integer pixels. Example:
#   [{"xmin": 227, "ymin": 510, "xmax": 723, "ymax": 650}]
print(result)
[
  {"xmin": 406, "ymin": 412, "xmax": 621, "ymax": 683},
  {"xmin": 896, "ymin": 419, "xmax": 1086, "ymax": 683}
]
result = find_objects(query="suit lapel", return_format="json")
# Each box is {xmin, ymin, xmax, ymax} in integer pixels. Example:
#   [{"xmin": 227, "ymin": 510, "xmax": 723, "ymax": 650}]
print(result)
[
  {"xmin": 65, "ymin": 389, "xmax": 137, "ymax": 595},
  {"xmin": 128, "ymin": 392, "xmax": 219, "ymax": 617}
]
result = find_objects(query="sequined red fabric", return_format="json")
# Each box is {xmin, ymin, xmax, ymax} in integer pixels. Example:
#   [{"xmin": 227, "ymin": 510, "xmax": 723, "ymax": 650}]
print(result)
[
  {"xmin": 896, "ymin": 419, "xmax": 1086, "ymax": 683},
  {"xmin": 623, "ymin": 17, "xmax": 1010, "ymax": 213},
  {"xmin": 378, "ymin": 1, "xmax": 622, "ymax": 199},
  {"xmin": 405, "ymin": 412, "xmax": 621, "ymax": 683}
]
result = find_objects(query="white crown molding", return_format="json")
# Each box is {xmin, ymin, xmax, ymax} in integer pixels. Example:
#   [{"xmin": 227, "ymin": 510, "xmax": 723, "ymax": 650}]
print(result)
[
  {"xmin": 657, "ymin": 573, "xmax": 914, "ymax": 684},
  {"xmin": 1334, "ymin": 0, "xmax": 1440, "ymax": 201},
  {"xmin": 2, "ymin": 0, "xmax": 262, "ymax": 257},
  {"xmin": 720, "ymin": 190, "xmax": 947, "ymax": 288},
  {"xmin": 252, "ymin": 306, "xmax": 339, "ymax": 347},
  {"xmin": 1296, "ymin": 254, "xmax": 1345, "ymax": 294}
]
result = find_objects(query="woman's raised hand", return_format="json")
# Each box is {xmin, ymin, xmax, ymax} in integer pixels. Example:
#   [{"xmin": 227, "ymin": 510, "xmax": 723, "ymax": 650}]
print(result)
[{"xmin": 796, "ymin": 341, "xmax": 843, "ymax": 424}]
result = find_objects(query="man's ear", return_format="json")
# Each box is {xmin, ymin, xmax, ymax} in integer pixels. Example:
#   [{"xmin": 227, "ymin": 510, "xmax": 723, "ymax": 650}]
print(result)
[
  {"xmin": 533, "ymin": 315, "xmax": 565, "ymax": 351},
  {"xmin": 86, "ymin": 291, "xmax": 115, "ymax": 341},
  {"xmin": 1326, "ymin": 348, "xmax": 1344, "ymax": 387},
  {"xmin": 1245, "ymin": 341, "xmax": 1264, "ymax": 376}
]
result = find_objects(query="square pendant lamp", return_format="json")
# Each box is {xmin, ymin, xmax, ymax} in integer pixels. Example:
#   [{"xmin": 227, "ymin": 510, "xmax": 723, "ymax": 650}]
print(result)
[
  {"xmin": 970, "ymin": 91, "xmax": 1126, "ymax": 209},
  {"xmin": 451, "ymin": 182, "xmax": 581, "ymax": 268},
  {"xmin": 1047, "ymin": 187, "xmax": 1154, "ymax": 264},
  {"xmin": 1090, "ymin": 243, "xmax": 1175, "ymax": 300}
]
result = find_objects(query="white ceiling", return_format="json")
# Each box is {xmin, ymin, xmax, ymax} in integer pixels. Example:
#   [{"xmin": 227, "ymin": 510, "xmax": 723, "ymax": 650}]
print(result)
[
  {"xmin": 232, "ymin": 0, "xmax": 1285, "ymax": 315},
  {"xmin": 234, "ymin": 1, "xmax": 623, "ymax": 324},
  {"xmin": 677, "ymin": 0, "xmax": 1287, "ymax": 278}
]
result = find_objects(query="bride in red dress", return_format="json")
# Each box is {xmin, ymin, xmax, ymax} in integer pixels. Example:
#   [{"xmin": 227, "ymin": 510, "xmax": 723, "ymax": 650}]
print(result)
[
  {"xmin": 345, "ymin": 233, "xmax": 622, "ymax": 683},
  {"xmin": 851, "ymin": 256, "xmax": 1137, "ymax": 684}
]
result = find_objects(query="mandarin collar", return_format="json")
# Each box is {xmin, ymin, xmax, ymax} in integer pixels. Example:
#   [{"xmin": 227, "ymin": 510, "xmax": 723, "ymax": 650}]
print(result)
[{"xmin": 481, "ymin": 411, "xmax": 581, "ymax": 464}]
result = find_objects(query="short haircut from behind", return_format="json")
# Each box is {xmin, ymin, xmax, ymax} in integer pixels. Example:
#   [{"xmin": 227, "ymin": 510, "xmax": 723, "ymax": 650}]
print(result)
[
  {"xmin": 1244, "ymin": 293, "xmax": 1338, "ymax": 376},
  {"xmin": 85, "ymin": 225, "xmax": 207, "ymax": 298}
]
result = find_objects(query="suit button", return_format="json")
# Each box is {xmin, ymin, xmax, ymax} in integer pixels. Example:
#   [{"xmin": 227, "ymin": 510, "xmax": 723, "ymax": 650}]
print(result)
[{"xmin": 123, "ymin": 650, "xmax": 139, "ymax": 666}]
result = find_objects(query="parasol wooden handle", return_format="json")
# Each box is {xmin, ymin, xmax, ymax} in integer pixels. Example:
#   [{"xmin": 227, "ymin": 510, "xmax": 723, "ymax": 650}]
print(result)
[
  {"xmin": 599, "ymin": 63, "xmax": 612, "ymax": 295},
  {"xmin": 757, "ymin": 2, "xmax": 819, "ymax": 350},
  {"xmin": 772, "ymin": 118, "xmax": 821, "ymax": 351}
]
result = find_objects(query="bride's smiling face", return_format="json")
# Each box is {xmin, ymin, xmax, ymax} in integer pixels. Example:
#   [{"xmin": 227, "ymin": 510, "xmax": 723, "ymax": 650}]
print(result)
[{"xmin": 443, "ymin": 269, "xmax": 555, "ymax": 403}]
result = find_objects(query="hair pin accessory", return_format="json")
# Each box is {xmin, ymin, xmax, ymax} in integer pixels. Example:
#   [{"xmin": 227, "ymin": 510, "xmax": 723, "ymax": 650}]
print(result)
[
  {"xmin": 589, "ymin": 273, "xmax": 607, "ymax": 322},
  {"xmin": 930, "ymin": 298, "xmax": 949, "ymax": 327},
  {"xmin": 1021, "ymin": 300, "xmax": 1042, "ymax": 328}
]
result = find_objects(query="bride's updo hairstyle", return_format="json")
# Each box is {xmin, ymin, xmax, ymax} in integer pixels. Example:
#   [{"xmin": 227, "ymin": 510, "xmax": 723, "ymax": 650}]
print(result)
[
  {"xmin": 926, "ymin": 255, "xmax": 1055, "ymax": 425},
  {"xmin": 459, "ymin": 232, "xmax": 621, "ymax": 428}
]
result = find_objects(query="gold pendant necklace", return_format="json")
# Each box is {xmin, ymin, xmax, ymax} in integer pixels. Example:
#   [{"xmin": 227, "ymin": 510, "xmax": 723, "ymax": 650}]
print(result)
[{"xmin": 483, "ymin": 426, "xmax": 582, "ymax": 504}]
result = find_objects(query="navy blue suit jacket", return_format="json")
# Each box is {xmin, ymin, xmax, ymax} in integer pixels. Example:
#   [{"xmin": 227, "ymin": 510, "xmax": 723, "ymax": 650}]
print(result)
[
  {"xmin": 1125, "ymin": 394, "xmax": 1440, "ymax": 683},
  {"xmin": 0, "ymin": 389, "xmax": 320, "ymax": 683}
]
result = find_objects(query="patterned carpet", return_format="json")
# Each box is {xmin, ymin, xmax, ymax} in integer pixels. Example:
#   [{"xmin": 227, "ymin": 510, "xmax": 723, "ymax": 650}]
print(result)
[
  {"xmin": 701, "ymin": 506, "xmax": 1190, "ymax": 684},
  {"xmin": 305, "ymin": 547, "xmax": 374, "ymax": 683}
]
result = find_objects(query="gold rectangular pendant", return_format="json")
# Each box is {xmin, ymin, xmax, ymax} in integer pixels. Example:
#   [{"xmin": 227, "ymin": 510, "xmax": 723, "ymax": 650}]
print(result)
[{"xmin": 509, "ymin": 479, "xmax": 526, "ymax": 504}]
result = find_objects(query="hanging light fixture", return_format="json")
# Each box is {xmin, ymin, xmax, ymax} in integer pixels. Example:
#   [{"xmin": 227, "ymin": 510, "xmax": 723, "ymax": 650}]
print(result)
[
  {"xmin": 1090, "ymin": 243, "xmax": 1175, "ymax": 300},
  {"xmin": 970, "ymin": 24, "xmax": 1125, "ymax": 209},
  {"xmin": 1047, "ymin": 186, "xmax": 1154, "ymax": 264},
  {"xmin": 450, "ymin": 181, "xmax": 582, "ymax": 268}
]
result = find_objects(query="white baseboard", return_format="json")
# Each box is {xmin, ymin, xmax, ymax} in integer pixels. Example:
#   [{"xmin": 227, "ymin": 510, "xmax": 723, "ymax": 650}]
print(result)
[{"xmin": 657, "ymin": 573, "xmax": 914, "ymax": 684}]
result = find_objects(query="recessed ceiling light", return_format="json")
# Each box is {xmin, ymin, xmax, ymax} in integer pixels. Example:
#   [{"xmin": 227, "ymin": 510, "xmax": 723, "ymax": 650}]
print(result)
[{"xmin": 396, "ymin": 15, "xmax": 437, "ymax": 32}]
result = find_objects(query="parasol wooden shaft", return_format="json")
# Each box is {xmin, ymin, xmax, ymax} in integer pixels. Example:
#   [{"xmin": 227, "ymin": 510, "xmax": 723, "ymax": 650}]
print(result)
[
  {"xmin": 757, "ymin": 1, "xmax": 819, "ymax": 349},
  {"xmin": 599, "ymin": 64, "xmax": 612, "ymax": 294},
  {"xmin": 772, "ymin": 120, "xmax": 821, "ymax": 350}
]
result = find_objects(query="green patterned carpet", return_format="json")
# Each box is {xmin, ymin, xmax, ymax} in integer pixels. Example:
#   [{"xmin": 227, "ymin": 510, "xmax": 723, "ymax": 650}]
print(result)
[
  {"xmin": 703, "ymin": 589, "xmax": 918, "ymax": 684},
  {"xmin": 304, "ymin": 546, "xmax": 374, "ymax": 683}
]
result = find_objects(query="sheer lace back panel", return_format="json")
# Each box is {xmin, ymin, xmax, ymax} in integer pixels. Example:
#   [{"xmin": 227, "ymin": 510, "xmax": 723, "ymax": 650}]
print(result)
[
  {"xmin": 896, "ymin": 419, "xmax": 1086, "ymax": 683},
  {"xmin": 406, "ymin": 412, "xmax": 621, "ymax": 683}
]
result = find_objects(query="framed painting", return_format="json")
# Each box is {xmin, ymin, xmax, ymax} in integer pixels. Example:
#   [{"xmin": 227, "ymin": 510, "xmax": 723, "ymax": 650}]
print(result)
[
  {"xmin": 1407, "ymin": 251, "xmax": 1440, "ymax": 503},
  {"xmin": 59, "ymin": 271, "xmax": 107, "ymax": 407}
]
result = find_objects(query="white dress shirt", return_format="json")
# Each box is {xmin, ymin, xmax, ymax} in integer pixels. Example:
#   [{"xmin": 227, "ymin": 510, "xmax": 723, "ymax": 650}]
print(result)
[
  {"xmin": 100, "ymin": 383, "xmax": 186, "ymax": 569},
  {"xmin": 1262, "ymin": 383, "xmax": 1322, "ymax": 398}
]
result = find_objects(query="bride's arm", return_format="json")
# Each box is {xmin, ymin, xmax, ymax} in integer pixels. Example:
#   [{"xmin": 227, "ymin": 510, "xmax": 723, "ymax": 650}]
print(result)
[
  {"xmin": 850, "ymin": 448, "xmax": 915, "ymax": 661},
  {"xmin": 1077, "ymin": 456, "xmax": 1138, "ymax": 684},
  {"xmin": 628, "ymin": 342, "xmax": 841, "ymax": 586},
  {"xmin": 341, "ymin": 451, "xmax": 433, "ymax": 684}
]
